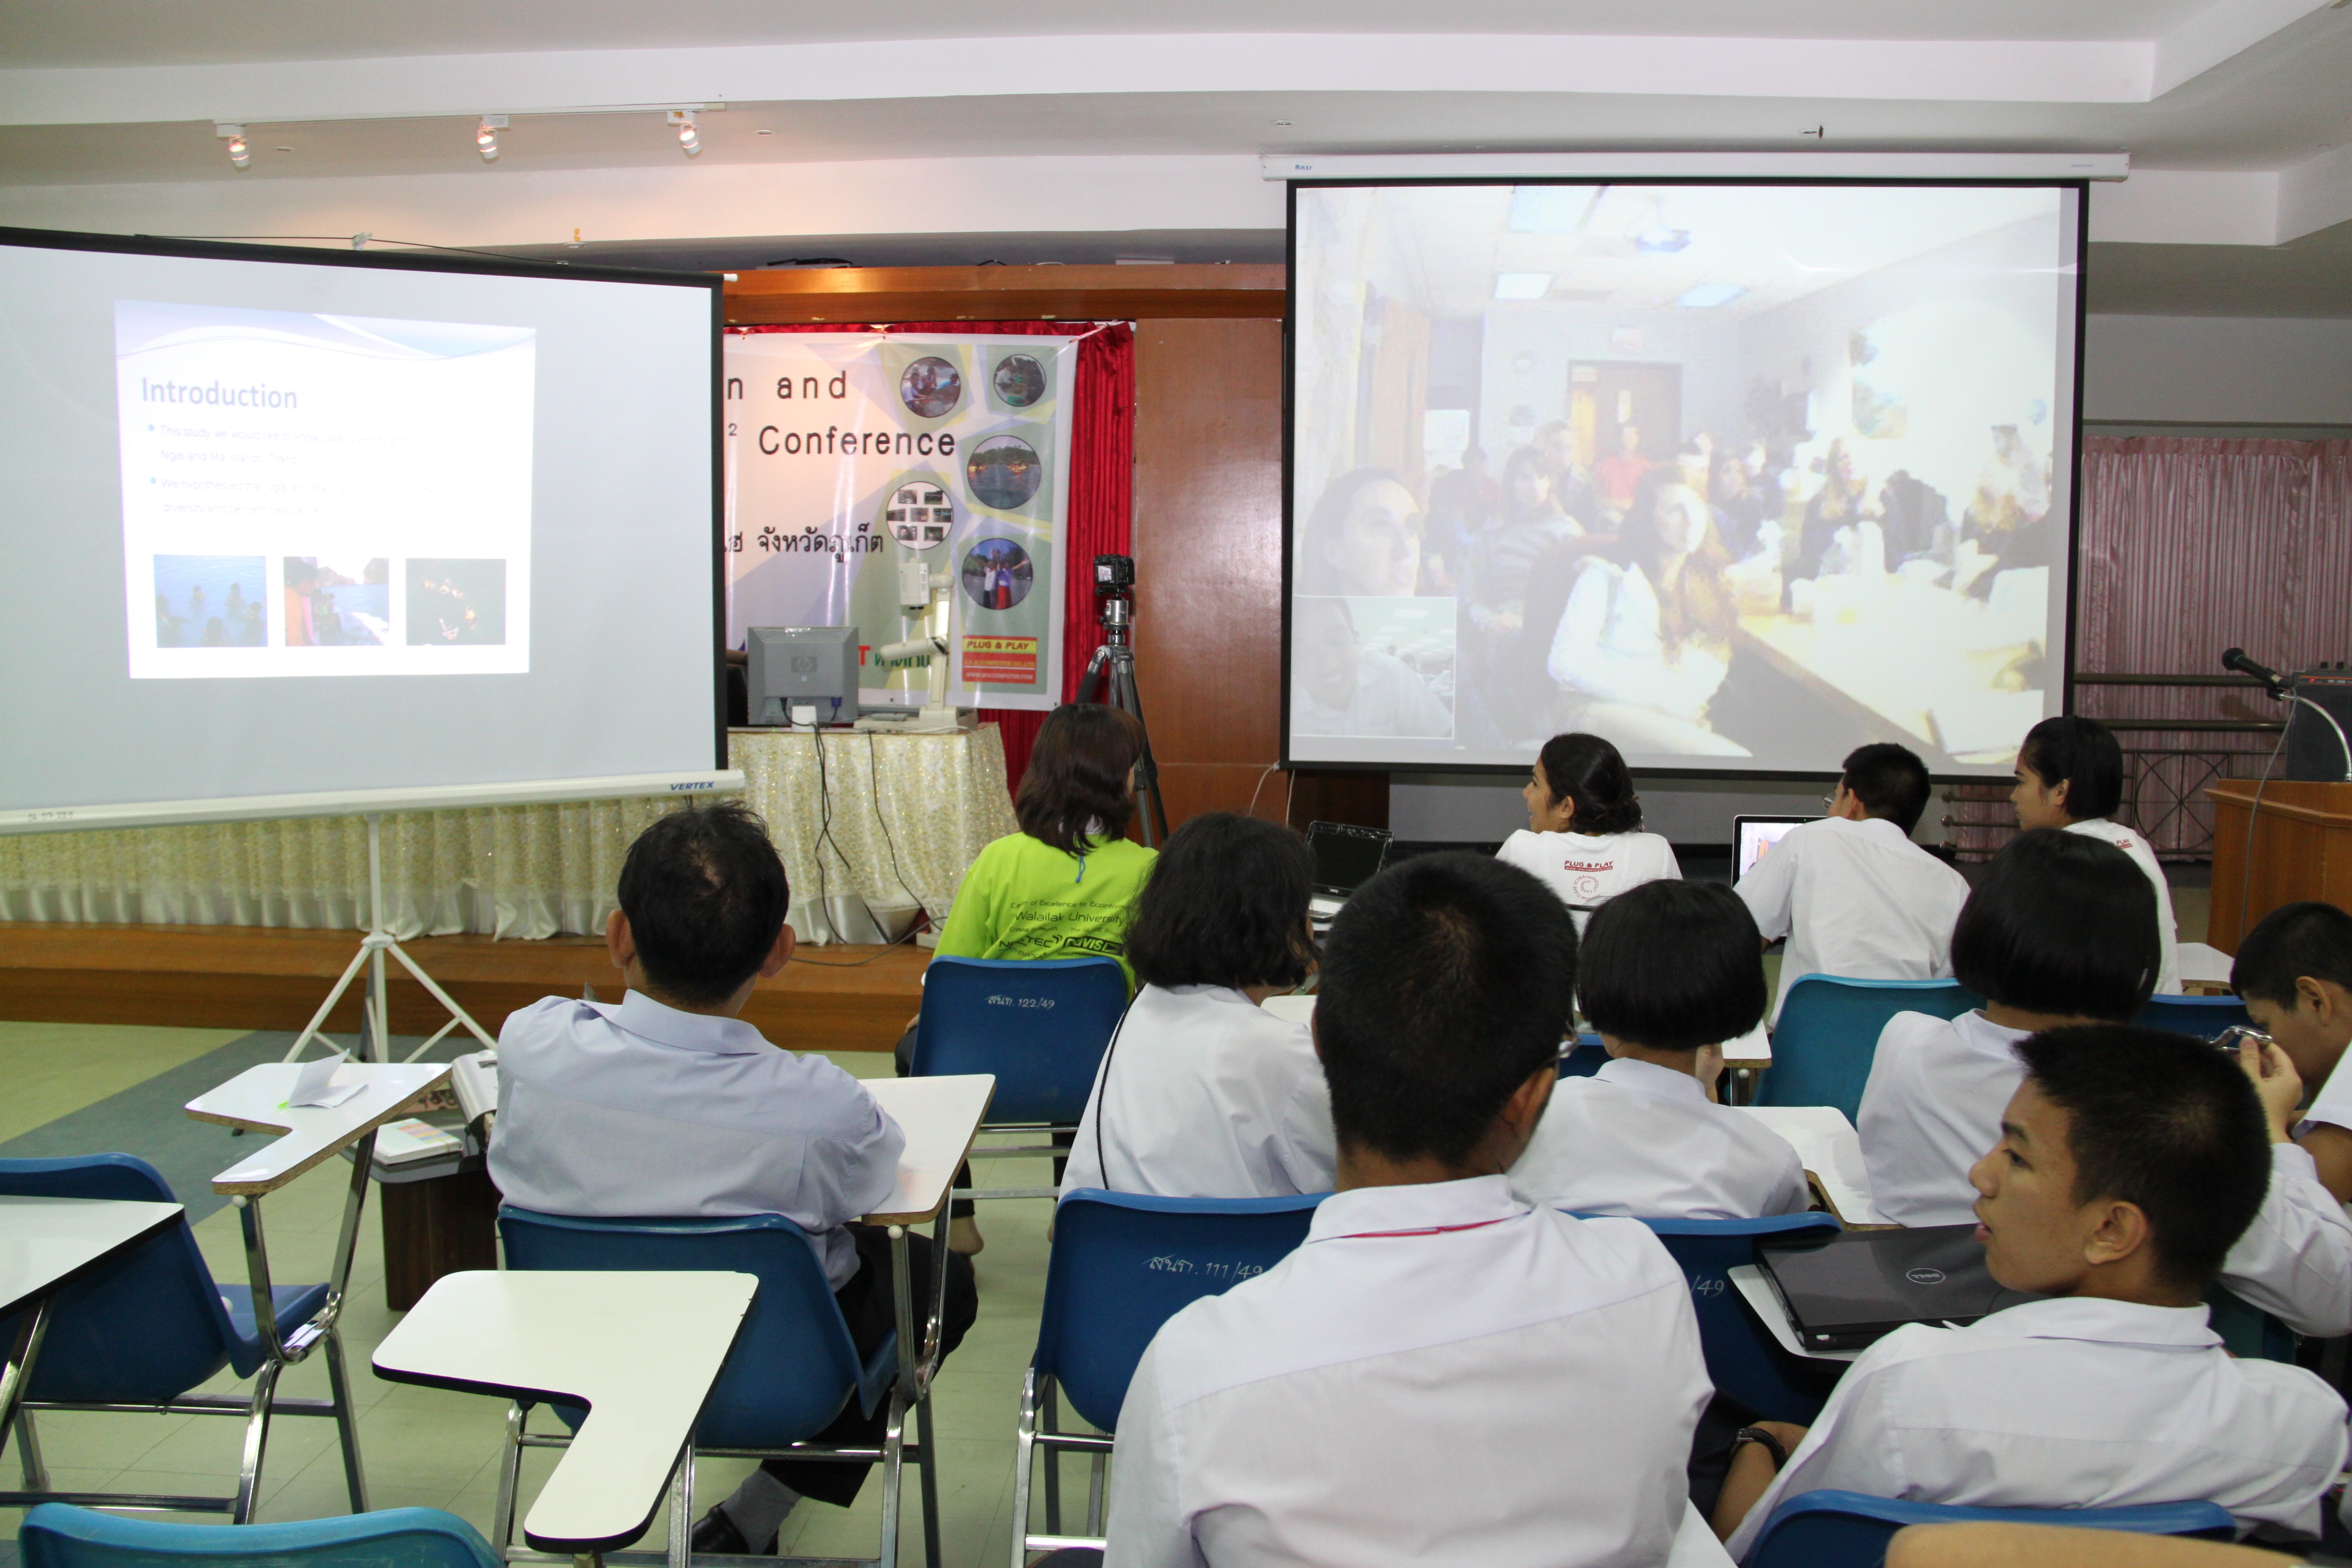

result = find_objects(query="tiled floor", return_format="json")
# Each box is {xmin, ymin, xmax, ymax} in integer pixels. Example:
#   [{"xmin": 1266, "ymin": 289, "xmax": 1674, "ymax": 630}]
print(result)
[{"xmin": 0, "ymin": 1027, "xmax": 1071, "ymax": 1568}]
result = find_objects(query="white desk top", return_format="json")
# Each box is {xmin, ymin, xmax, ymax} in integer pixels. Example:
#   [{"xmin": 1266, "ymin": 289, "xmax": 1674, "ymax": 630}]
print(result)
[
  {"xmin": 1734, "ymin": 1105, "xmax": 1887, "ymax": 1226},
  {"xmin": 2176, "ymin": 941, "xmax": 2235, "ymax": 988},
  {"xmin": 0, "ymin": 1195, "xmax": 184, "ymax": 1319},
  {"xmin": 373, "ymin": 1269, "xmax": 756, "ymax": 1554},
  {"xmin": 862, "ymin": 1074, "xmax": 994, "ymax": 1225},
  {"xmin": 1728, "ymin": 1262, "xmax": 1862, "ymax": 1364},
  {"xmin": 186, "ymin": 1061, "xmax": 451, "ymax": 1195}
]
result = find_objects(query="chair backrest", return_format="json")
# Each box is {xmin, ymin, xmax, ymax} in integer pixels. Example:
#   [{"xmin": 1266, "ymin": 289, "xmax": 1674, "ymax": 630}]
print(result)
[
  {"xmin": 1638, "ymin": 1212, "xmax": 1844, "ymax": 1424},
  {"xmin": 2135, "ymin": 993, "xmax": 2254, "ymax": 1038},
  {"xmin": 1558, "ymin": 1035, "xmax": 1607, "ymax": 1078},
  {"xmin": 497, "ymin": 1207, "xmax": 871, "ymax": 1448},
  {"xmin": 910, "ymin": 956, "xmax": 1130, "ymax": 1125},
  {"xmin": 1757, "ymin": 977, "xmax": 1984, "ymax": 1122},
  {"xmin": 1747, "ymin": 1488, "xmax": 2236, "ymax": 1568},
  {"xmin": 0, "ymin": 1156, "xmax": 244, "ymax": 1401},
  {"xmin": 19, "ymin": 1502, "xmax": 503, "ymax": 1568},
  {"xmin": 2206, "ymin": 1283, "xmax": 2298, "ymax": 1363},
  {"xmin": 1035, "ymin": 1189, "xmax": 1323, "ymax": 1432}
]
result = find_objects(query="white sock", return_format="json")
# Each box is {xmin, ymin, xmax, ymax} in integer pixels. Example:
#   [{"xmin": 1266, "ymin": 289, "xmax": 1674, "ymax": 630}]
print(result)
[{"xmin": 719, "ymin": 1470, "xmax": 800, "ymax": 1549}]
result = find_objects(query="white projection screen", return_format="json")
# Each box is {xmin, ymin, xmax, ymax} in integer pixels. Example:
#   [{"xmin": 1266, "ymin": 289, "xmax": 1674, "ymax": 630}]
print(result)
[
  {"xmin": 1284, "ymin": 180, "xmax": 2086, "ymax": 777},
  {"xmin": 0, "ymin": 228, "xmax": 728, "ymax": 831}
]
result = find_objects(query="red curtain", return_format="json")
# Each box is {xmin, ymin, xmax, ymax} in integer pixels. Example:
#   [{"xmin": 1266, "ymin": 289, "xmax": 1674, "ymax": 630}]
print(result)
[{"xmin": 728, "ymin": 321, "xmax": 1135, "ymax": 796}]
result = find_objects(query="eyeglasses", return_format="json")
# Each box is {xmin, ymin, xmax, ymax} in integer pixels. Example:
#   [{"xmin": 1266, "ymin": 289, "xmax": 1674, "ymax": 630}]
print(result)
[{"xmin": 2212, "ymin": 1024, "xmax": 2275, "ymax": 1054}]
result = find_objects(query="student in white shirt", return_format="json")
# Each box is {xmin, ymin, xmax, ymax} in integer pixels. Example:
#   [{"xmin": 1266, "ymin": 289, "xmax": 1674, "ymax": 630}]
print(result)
[
  {"xmin": 1514, "ymin": 878, "xmax": 1807, "ymax": 1219},
  {"xmin": 1061, "ymin": 811, "xmax": 1334, "ymax": 1199},
  {"xmin": 1494, "ymin": 731, "xmax": 1681, "ymax": 933},
  {"xmin": 2010, "ymin": 715, "xmax": 2181, "ymax": 994},
  {"xmin": 1721, "ymin": 1025, "xmax": 2349, "ymax": 1556},
  {"xmin": 1858, "ymin": 829, "xmax": 2352, "ymax": 1336},
  {"xmin": 489, "ymin": 803, "xmax": 978, "ymax": 1555},
  {"xmin": 1105, "ymin": 853, "xmax": 1715, "ymax": 1568},
  {"xmin": 1736, "ymin": 741, "xmax": 1970, "ymax": 1025},
  {"xmin": 2232, "ymin": 900, "xmax": 2352, "ymax": 1202}
]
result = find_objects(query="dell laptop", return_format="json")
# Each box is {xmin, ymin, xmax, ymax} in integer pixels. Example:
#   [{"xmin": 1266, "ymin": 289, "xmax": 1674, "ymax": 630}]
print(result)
[
  {"xmin": 1305, "ymin": 820, "xmax": 1391, "ymax": 922},
  {"xmin": 1733, "ymin": 814, "xmax": 1819, "ymax": 883},
  {"xmin": 1757, "ymin": 1224, "xmax": 2044, "ymax": 1351}
]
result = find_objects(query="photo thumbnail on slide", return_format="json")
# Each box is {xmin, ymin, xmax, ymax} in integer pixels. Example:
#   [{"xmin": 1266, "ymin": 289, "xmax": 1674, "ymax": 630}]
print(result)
[
  {"xmin": 1287, "ymin": 183, "xmax": 2077, "ymax": 773},
  {"xmin": 1293, "ymin": 596, "xmax": 1457, "ymax": 741},
  {"xmin": 116, "ymin": 299, "xmax": 535, "ymax": 678}
]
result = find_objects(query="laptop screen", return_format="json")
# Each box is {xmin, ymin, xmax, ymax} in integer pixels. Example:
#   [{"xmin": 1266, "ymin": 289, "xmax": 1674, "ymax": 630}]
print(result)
[
  {"xmin": 1307, "ymin": 822, "xmax": 1389, "ymax": 895},
  {"xmin": 1734, "ymin": 815, "xmax": 1818, "ymax": 882}
]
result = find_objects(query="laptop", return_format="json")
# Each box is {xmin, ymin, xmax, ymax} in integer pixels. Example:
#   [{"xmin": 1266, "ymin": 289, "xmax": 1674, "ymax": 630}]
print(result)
[
  {"xmin": 1305, "ymin": 821, "xmax": 1391, "ymax": 922},
  {"xmin": 1757, "ymin": 1224, "xmax": 2044, "ymax": 1351},
  {"xmin": 1733, "ymin": 814, "xmax": 1819, "ymax": 882}
]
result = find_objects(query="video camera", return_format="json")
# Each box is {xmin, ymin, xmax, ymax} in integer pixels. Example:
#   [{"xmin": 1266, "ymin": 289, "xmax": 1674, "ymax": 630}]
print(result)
[{"xmin": 1093, "ymin": 554, "xmax": 1136, "ymax": 596}]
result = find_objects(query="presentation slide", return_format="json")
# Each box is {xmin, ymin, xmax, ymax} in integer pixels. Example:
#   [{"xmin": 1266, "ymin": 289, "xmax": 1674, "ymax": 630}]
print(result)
[
  {"xmin": 1286, "ymin": 181, "xmax": 2082, "ymax": 776},
  {"xmin": 117, "ymin": 301, "xmax": 535, "ymax": 678},
  {"xmin": 0, "ymin": 231, "xmax": 722, "ymax": 823}
]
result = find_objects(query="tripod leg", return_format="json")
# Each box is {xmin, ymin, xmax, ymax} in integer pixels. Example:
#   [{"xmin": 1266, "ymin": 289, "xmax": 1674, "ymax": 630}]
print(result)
[
  {"xmin": 1075, "ymin": 644, "xmax": 1112, "ymax": 707},
  {"xmin": 1111, "ymin": 658, "xmax": 1172, "ymax": 846}
]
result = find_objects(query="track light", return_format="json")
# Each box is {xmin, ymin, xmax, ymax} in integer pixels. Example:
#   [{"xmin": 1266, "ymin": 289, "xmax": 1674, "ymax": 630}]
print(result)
[
  {"xmin": 476, "ymin": 115, "xmax": 506, "ymax": 163},
  {"xmin": 669, "ymin": 110, "xmax": 701, "ymax": 156},
  {"xmin": 217, "ymin": 123, "xmax": 250, "ymax": 170}
]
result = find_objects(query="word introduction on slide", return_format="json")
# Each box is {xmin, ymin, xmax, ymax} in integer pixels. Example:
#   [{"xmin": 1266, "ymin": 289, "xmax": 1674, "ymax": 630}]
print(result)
[{"xmin": 116, "ymin": 300, "xmax": 536, "ymax": 679}]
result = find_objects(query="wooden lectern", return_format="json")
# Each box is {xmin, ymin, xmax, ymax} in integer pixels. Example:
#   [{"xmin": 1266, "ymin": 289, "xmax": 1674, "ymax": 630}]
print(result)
[{"xmin": 2205, "ymin": 779, "xmax": 2352, "ymax": 954}]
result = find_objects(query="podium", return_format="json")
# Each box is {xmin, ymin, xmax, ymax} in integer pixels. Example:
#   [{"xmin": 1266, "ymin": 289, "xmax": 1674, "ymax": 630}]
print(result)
[{"xmin": 2205, "ymin": 780, "xmax": 2352, "ymax": 953}]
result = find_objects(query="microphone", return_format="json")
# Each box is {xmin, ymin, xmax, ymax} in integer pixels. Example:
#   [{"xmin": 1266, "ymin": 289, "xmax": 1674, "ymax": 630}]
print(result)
[{"xmin": 2222, "ymin": 647, "xmax": 2289, "ymax": 697}]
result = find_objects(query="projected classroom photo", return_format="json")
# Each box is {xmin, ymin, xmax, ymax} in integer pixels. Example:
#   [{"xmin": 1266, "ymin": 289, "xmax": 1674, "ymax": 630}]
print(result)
[
  {"xmin": 152, "ymin": 554, "xmax": 266, "ymax": 648},
  {"xmin": 284, "ymin": 554, "xmax": 390, "ymax": 646},
  {"xmin": 1288, "ymin": 182, "xmax": 2077, "ymax": 774},
  {"xmin": 405, "ymin": 558, "xmax": 508, "ymax": 646}
]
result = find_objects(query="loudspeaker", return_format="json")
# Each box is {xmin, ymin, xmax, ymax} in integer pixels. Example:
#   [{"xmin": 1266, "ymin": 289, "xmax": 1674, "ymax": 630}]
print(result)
[{"xmin": 2285, "ymin": 668, "xmax": 2352, "ymax": 781}]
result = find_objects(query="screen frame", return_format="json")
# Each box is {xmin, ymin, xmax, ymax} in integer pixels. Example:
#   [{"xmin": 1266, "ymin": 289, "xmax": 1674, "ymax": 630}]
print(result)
[
  {"xmin": 1277, "ymin": 175, "xmax": 2091, "ymax": 784},
  {"xmin": 0, "ymin": 222, "xmax": 733, "ymax": 793}
]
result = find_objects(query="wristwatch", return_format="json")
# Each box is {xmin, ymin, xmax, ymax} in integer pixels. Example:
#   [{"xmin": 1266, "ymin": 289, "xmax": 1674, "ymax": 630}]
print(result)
[{"xmin": 1732, "ymin": 1425, "xmax": 1789, "ymax": 1470}]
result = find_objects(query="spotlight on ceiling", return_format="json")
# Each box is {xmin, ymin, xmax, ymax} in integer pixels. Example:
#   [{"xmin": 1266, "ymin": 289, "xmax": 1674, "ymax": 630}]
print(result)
[
  {"xmin": 216, "ymin": 123, "xmax": 250, "ymax": 170},
  {"xmin": 668, "ymin": 109, "xmax": 701, "ymax": 156},
  {"xmin": 476, "ymin": 114, "xmax": 507, "ymax": 163}
]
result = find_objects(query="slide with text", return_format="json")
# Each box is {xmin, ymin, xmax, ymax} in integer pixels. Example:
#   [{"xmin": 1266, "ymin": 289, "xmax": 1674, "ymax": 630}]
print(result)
[{"xmin": 116, "ymin": 299, "xmax": 536, "ymax": 679}]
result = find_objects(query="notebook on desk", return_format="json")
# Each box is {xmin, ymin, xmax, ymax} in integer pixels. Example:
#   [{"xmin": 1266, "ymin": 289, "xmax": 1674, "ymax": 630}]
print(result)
[
  {"xmin": 1305, "ymin": 821, "xmax": 1391, "ymax": 922},
  {"xmin": 1758, "ymin": 1223, "xmax": 2042, "ymax": 1351}
]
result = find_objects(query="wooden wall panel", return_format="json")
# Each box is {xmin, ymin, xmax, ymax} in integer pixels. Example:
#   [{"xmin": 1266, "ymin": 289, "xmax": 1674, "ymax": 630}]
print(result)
[{"xmin": 1131, "ymin": 318, "xmax": 1294, "ymax": 826}]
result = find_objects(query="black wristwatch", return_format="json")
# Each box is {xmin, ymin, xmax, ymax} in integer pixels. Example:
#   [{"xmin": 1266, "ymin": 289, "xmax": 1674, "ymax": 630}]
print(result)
[{"xmin": 1732, "ymin": 1426, "xmax": 1788, "ymax": 1471}]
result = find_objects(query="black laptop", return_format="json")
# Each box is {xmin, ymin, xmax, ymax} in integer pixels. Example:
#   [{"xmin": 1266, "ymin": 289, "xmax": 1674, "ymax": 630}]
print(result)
[
  {"xmin": 1305, "ymin": 821, "xmax": 1391, "ymax": 923},
  {"xmin": 1757, "ymin": 1225, "xmax": 2045, "ymax": 1351}
]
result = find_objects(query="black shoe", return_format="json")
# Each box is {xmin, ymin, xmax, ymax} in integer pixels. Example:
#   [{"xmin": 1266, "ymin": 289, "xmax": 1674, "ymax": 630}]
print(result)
[{"xmin": 690, "ymin": 1505, "xmax": 778, "ymax": 1556}]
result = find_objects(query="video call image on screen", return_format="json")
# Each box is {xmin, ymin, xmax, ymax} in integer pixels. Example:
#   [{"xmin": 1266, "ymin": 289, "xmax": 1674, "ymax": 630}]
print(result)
[
  {"xmin": 116, "ymin": 300, "xmax": 534, "ymax": 679},
  {"xmin": 1287, "ymin": 182, "xmax": 2081, "ymax": 774}
]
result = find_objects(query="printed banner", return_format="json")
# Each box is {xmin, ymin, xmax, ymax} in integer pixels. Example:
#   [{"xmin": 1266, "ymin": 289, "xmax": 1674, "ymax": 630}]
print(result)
[{"xmin": 723, "ymin": 331, "xmax": 1076, "ymax": 709}]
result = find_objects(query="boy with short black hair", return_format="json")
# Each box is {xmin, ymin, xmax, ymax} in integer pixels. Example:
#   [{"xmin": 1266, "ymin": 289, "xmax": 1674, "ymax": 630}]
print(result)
[
  {"xmin": 1736, "ymin": 741, "xmax": 1970, "ymax": 1024},
  {"xmin": 1104, "ymin": 853, "xmax": 1714, "ymax": 1568},
  {"xmin": 1513, "ymin": 878, "xmax": 1807, "ymax": 1218},
  {"xmin": 2232, "ymin": 899, "xmax": 2352, "ymax": 1202},
  {"xmin": 1720, "ymin": 1026, "xmax": 2348, "ymax": 1558}
]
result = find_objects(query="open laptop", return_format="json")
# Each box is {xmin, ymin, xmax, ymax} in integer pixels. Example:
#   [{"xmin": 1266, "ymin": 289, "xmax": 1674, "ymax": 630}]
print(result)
[
  {"xmin": 1305, "ymin": 821, "xmax": 1392, "ymax": 923},
  {"xmin": 1757, "ymin": 1224, "xmax": 2044, "ymax": 1351},
  {"xmin": 1733, "ymin": 814, "xmax": 1820, "ymax": 882}
]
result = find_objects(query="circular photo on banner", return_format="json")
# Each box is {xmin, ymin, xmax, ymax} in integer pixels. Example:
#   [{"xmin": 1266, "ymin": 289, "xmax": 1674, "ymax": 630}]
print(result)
[
  {"xmin": 961, "ymin": 537, "xmax": 1034, "ymax": 611},
  {"xmin": 966, "ymin": 434, "xmax": 1043, "ymax": 510},
  {"xmin": 883, "ymin": 477, "xmax": 955, "ymax": 550},
  {"xmin": 899, "ymin": 356, "xmax": 963, "ymax": 418},
  {"xmin": 992, "ymin": 353, "xmax": 1047, "ymax": 408}
]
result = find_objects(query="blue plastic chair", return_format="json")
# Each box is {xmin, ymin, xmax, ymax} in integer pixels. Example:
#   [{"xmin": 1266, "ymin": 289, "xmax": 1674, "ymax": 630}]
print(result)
[
  {"xmin": 1558, "ymin": 1034, "xmax": 1608, "ymax": 1078},
  {"xmin": 1758, "ymin": 978, "xmax": 1984, "ymax": 1123},
  {"xmin": 1015, "ymin": 1190, "xmax": 1323, "ymax": 1564},
  {"xmin": 0, "ymin": 1155, "xmax": 360, "ymax": 1523},
  {"xmin": 1637, "ymin": 1213, "xmax": 1845, "ymax": 1424},
  {"xmin": 498, "ymin": 1208, "xmax": 920, "ymax": 1568},
  {"xmin": 2136, "ymin": 994, "xmax": 2254, "ymax": 1038},
  {"xmin": 910, "ymin": 956, "xmax": 1130, "ymax": 1202},
  {"xmin": 18, "ymin": 1503, "xmax": 499, "ymax": 1568},
  {"xmin": 1746, "ymin": 1489, "xmax": 2236, "ymax": 1568}
]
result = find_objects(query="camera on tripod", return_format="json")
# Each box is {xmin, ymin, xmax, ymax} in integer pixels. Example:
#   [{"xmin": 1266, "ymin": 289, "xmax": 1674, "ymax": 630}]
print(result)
[{"xmin": 1093, "ymin": 554, "xmax": 1136, "ymax": 596}]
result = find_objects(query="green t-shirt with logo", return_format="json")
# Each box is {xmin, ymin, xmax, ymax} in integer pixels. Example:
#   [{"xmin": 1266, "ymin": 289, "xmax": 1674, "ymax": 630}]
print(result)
[{"xmin": 935, "ymin": 831, "xmax": 1157, "ymax": 989}]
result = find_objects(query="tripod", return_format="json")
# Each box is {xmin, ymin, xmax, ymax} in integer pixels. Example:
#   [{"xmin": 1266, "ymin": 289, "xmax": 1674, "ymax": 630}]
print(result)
[{"xmin": 1075, "ymin": 591, "xmax": 1171, "ymax": 847}]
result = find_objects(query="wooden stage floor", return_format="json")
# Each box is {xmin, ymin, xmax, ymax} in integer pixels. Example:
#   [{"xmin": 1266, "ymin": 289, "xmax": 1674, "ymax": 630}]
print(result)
[{"xmin": 0, "ymin": 922, "xmax": 926, "ymax": 1058}]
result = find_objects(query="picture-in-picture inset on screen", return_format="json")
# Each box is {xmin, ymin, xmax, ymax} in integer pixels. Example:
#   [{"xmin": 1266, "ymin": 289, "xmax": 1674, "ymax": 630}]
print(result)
[
  {"xmin": 1293, "ymin": 595, "xmax": 1458, "ymax": 742},
  {"xmin": 153, "ymin": 555, "xmax": 265, "ymax": 648},
  {"xmin": 285, "ymin": 555, "xmax": 390, "ymax": 647},
  {"xmin": 407, "ymin": 558, "xmax": 507, "ymax": 646},
  {"xmin": 1285, "ymin": 180, "xmax": 2081, "ymax": 776}
]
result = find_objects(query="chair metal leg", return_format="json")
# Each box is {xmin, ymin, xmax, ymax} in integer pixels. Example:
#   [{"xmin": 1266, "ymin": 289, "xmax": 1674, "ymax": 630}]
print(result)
[
  {"xmin": 321, "ymin": 1324, "xmax": 369, "ymax": 1514},
  {"xmin": 915, "ymin": 1383, "xmax": 941, "ymax": 1568},
  {"xmin": 494, "ymin": 1403, "xmax": 527, "ymax": 1556},
  {"xmin": 0, "ymin": 1296, "xmax": 52, "ymax": 1473},
  {"xmin": 1085, "ymin": 1453, "xmax": 1105, "ymax": 1537},
  {"xmin": 231, "ymin": 1358, "xmax": 282, "ymax": 1523},
  {"xmin": 1009, "ymin": 1369, "xmax": 1039, "ymax": 1568},
  {"xmin": 666, "ymin": 1441, "xmax": 694, "ymax": 1568},
  {"xmin": 1040, "ymin": 1377, "xmax": 1062, "ymax": 1535},
  {"xmin": 876, "ymin": 1391, "xmax": 907, "ymax": 1568},
  {"xmin": 13, "ymin": 1408, "xmax": 48, "ymax": 1492}
]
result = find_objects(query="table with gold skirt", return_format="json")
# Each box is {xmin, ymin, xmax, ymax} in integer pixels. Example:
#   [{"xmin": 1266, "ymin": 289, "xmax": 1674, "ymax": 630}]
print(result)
[{"xmin": 0, "ymin": 727, "xmax": 1019, "ymax": 941}]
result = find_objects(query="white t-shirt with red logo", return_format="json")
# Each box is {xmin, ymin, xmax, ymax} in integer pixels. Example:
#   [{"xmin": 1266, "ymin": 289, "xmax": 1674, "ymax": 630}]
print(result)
[{"xmin": 1495, "ymin": 829, "xmax": 1682, "ymax": 934}]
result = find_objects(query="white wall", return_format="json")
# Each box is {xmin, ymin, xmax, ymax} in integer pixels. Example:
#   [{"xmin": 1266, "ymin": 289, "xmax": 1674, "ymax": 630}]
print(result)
[{"xmin": 2083, "ymin": 314, "xmax": 2352, "ymax": 425}]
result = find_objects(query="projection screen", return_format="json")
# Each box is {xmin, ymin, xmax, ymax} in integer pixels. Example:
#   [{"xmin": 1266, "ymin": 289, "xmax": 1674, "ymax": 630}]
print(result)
[
  {"xmin": 0, "ymin": 228, "xmax": 728, "ymax": 831},
  {"xmin": 1283, "ymin": 180, "xmax": 2086, "ymax": 776}
]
